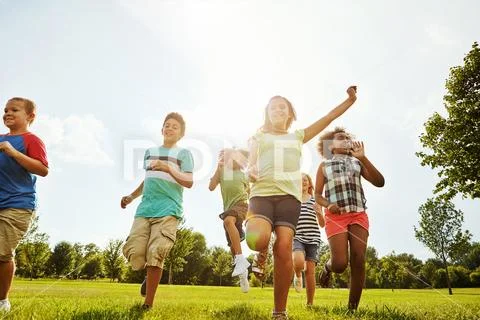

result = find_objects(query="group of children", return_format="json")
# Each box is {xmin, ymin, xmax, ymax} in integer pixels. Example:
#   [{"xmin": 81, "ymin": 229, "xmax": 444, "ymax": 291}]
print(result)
[{"xmin": 0, "ymin": 87, "xmax": 384, "ymax": 320}]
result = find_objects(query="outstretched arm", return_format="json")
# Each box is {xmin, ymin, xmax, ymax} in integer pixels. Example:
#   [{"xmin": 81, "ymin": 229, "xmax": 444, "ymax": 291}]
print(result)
[
  {"xmin": 303, "ymin": 86, "xmax": 357, "ymax": 144},
  {"xmin": 351, "ymin": 141, "xmax": 385, "ymax": 187},
  {"xmin": 209, "ymin": 151, "xmax": 225, "ymax": 191}
]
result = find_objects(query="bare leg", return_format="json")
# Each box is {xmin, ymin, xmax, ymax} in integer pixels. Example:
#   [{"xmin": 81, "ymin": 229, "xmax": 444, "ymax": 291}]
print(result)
[
  {"xmin": 224, "ymin": 216, "xmax": 242, "ymax": 255},
  {"xmin": 292, "ymin": 251, "xmax": 305, "ymax": 277},
  {"xmin": 0, "ymin": 260, "xmax": 14, "ymax": 300},
  {"xmin": 305, "ymin": 260, "xmax": 316, "ymax": 305},
  {"xmin": 144, "ymin": 266, "xmax": 163, "ymax": 307},
  {"xmin": 246, "ymin": 218, "xmax": 272, "ymax": 252},
  {"xmin": 347, "ymin": 224, "xmax": 368, "ymax": 310},
  {"xmin": 273, "ymin": 226, "xmax": 295, "ymax": 313},
  {"xmin": 326, "ymin": 232, "xmax": 349, "ymax": 273}
]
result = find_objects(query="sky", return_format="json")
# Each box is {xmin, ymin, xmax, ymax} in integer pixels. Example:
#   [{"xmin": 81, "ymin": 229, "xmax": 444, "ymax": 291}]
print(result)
[{"xmin": 1, "ymin": 0, "xmax": 479, "ymax": 262}]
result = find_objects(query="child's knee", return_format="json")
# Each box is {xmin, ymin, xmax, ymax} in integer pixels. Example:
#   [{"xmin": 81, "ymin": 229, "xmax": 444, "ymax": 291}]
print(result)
[
  {"xmin": 246, "ymin": 230, "xmax": 269, "ymax": 251},
  {"xmin": 123, "ymin": 238, "xmax": 146, "ymax": 271},
  {"xmin": 331, "ymin": 259, "xmax": 348, "ymax": 273},
  {"xmin": 223, "ymin": 216, "xmax": 236, "ymax": 228}
]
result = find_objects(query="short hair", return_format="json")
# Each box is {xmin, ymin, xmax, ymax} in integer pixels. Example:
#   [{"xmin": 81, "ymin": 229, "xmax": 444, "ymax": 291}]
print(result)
[
  {"xmin": 163, "ymin": 112, "xmax": 186, "ymax": 136},
  {"xmin": 317, "ymin": 127, "xmax": 354, "ymax": 159},
  {"xmin": 7, "ymin": 97, "xmax": 36, "ymax": 124},
  {"xmin": 262, "ymin": 96, "xmax": 297, "ymax": 133},
  {"xmin": 302, "ymin": 173, "xmax": 314, "ymax": 196}
]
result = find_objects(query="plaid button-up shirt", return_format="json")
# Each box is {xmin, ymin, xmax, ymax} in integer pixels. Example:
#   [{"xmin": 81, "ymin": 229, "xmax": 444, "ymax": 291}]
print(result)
[{"xmin": 323, "ymin": 154, "xmax": 367, "ymax": 213}]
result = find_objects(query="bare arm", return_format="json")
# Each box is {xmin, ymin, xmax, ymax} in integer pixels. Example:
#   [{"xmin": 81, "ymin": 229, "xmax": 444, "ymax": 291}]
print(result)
[
  {"xmin": 303, "ymin": 86, "xmax": 357, "ymax": 144},
  {"xmin": 314, "ymin": 163, "xmax": 341, "ymax": 214},
  {"xmin": 121, "ymin": 181, "xmax": 144, "ymax": 209},
  {"xmin": 0, "ymin": 142, "xmax": 48, "ymax": 176},
  {"xmin": 209, "ymin": 166, "xmax": 221, "ymax": 191},
  {"xmin": 149, "ymin": 160, "xmax": 194, "ymax": 188},
  {"xmin": 314, "ymin": 202, "xmax": 325, "ymax": 228},
  {"xmin": 351, "ymin": 142, "xmax": 385, "ymax": 187}
]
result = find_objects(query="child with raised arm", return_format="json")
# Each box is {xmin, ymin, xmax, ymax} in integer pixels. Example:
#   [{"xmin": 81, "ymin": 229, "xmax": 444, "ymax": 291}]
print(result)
[
  {"xmin": 246, "ymin": 86, "xmax": 357, "ymax": 320},
  {"xmin": 209, "ymin": 148, "xmax": 250, "ymax": 293},
  {"xmin": 0, "ymin": 98, "xmax": 48, "ymax": 313},
  {"xmin": 315, "ymin": 127, "xmax": 384, "ymax": 310},
  {"xmin": 292, "ymin": 173, "xmax": 325, "ymax": 307},
  {"xmin": 120, "ymin": 112, "xmax": 194, "ymax": 310}
]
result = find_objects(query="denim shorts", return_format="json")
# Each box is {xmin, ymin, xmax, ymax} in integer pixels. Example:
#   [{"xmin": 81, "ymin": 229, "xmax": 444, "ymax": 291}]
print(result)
[{"xmin": 293, "ymin": 239, "xmax": 320, "ymax": 263}]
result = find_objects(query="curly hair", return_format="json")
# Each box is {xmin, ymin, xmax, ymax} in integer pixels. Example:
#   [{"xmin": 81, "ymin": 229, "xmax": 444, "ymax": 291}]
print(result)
[{"xmin": 317, "ymin": 127, "xmax": 354, "ymax": 159}]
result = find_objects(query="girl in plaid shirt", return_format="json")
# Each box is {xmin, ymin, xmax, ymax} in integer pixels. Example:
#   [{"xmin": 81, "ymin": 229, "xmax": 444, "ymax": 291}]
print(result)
[{"xmin": 315, "ymin": 127, "xmax": 384, "ymax": 310}]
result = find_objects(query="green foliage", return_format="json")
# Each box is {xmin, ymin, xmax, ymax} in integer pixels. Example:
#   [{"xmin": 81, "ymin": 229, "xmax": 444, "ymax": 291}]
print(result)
[
  {"xmin": 164, "ymin": 226, "xmax": 195, "ymax": 284},
  {"xmin": 212, "ymin": 248, "xmax": 232, "ymax": 286},
  {"xmin": 50, "ymin": 241, "xmax": 75, "ymax": 277},
  {"xmin": 417, "ymin": 42, "xmax": 480, "ymax": 200},
  {"xmin": 103, "ymin": 239, "xmax": 126, "ymax": 282}
]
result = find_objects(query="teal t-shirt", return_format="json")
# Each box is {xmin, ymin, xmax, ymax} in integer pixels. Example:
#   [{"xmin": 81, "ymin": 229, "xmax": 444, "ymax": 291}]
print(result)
[{"xmin": 135, "ymin": 146, "xmax": 194, "ymax": 219}]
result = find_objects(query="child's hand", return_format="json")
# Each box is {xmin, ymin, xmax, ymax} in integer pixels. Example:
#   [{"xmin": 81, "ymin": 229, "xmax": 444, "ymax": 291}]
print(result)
[
  {"xmin": 346, "ymin": 86, "xmax": 357, "ymax": 101},
  {"xmin": 327, "ymin": 203, "xmax": 341, "ymax": 214},
  {"xmin": 350, "ymin": 141, "xmax": 365, "ymax": 159},
  {"xmin": 0, "ymin": 141, "xmax": 18, "ymax": 157},
  {"xmin": 120, "ymin": 195, "xmax": 133, "ymax": 209},
  {"xmin": 149, "ymin": 160, "xmax": 170, "ymax": 172}
]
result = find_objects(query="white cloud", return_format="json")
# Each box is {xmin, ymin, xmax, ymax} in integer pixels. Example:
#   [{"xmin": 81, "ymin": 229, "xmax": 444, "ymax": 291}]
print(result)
[
  {"xmin": 33, "ymin": 114, "xmax": 114, "ymax": 166},
  {"xmin": 425, "ymin": 23, "xmax": 456, "ymax": 47}
]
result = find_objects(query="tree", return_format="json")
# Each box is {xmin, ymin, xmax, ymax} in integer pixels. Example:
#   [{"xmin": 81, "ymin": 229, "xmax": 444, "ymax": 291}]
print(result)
[
  {"xmin": 81, "ymin": 254, "xmax": 104, "ymax": 280},
  {"xmin": 414, "ymin": 198, "xmax": 472, "ymax": 294},
  {"xmin": 164, "ymin": 227, "xmax": 195, "ymax": 284},
  {"xmin": 103, "ymin": 239, "xmax": 126, "ymax": 282},
  {"xmin": 50, "ymin": 241, "xmax": 75, "ymax": 277},
  {"xmin": 15, "ymin": 216, "xmax": 51, "ymax": 279},
  {"xmin": 416, "ymin": 42, "xmax": 480, "ymax": 200},
  {"xmin": 175, "ymin": 232, "xmax": 210, "ymax": 285},
  {"xmin": 213, "ymin": 249, "xmax": 232, "ymax": 286},
  {"xmin": 70, "ymin": 243, "xmax": 85, "ymax": 279}
]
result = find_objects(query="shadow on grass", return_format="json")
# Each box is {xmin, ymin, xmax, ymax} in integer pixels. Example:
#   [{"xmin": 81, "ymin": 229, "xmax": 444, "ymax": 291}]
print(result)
[
  {"xmin": 212, "ymin": 303, "xmax": 270, "ymax": 320},
  {"xmin": 71, "ymin": 303, "xmax": 146, "ymax": 320},
  {"xmin": 306, "ymin": 304, "xmax": 418, "ymax": 320}
]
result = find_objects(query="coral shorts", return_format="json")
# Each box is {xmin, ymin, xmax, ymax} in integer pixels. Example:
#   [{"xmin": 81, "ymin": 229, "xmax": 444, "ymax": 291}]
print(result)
[{"xmin": 324, "ymin": 210, "xmax": 369, "ymax": 239}]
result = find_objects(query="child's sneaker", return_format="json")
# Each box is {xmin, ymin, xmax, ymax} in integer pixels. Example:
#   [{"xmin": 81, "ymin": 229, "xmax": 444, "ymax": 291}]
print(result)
[
  {"xmin": 239, "ymin": 269, "xmax": 249, "ymax": 293},
  {"xmin": 251, "ymin": 251, "xmax": 267, "ymax": 280},
  {"xmin": 0, "ymin": 300, "xmax": 11, "ymax": 313},
  {"xmin": 293, "ymin": 273, "xmax": 302, "ymax": 292},
  {"xmin": 140, "ymin": 277, "xmax": 147, "ymax": 297},
  {"xmin": 232, "ymin": 254, "xmax": 250, "ymax": 277},
  {"xmin": 319, "ymin": 264, "xmax": 332, "ymax": 288}
]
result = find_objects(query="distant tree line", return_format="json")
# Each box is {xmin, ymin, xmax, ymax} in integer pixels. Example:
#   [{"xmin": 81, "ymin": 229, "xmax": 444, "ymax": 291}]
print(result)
[{"xmin": 14, "ymin": 216, "xmax": 480, "ymax": 290}]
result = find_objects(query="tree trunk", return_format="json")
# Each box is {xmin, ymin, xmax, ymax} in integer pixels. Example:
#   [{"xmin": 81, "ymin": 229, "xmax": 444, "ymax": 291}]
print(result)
[
  {"xmin": 442, "ymin": 257, "xmax": 453, "ymax": 295},
  {"xmin": 168, "ymin": 264, "xmax": 173, "ymax": 285},
  {"xmin": 219, "ymin": 275, "xmax": 222, "ymax": 286}
]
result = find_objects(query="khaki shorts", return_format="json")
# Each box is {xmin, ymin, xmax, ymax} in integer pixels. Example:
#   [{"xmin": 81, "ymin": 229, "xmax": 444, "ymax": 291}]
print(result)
[
  {"xmin": 0, "ymin": 208, "xmax": 35, "ymax": 262},
  {"xmin": 122, "ymin": 215, "xmax": 179, "ymax": 270},
  {"xmin": 219, "ymin": 202, "xmax": 248, "ymax": 246}
]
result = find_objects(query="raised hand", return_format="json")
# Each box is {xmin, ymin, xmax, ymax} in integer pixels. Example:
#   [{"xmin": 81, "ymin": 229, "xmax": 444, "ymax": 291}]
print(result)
[
  {"xmin": 346, "ymin": 86, "xmax": 357, "ymax": 101},
  {"xmin": 350, "ymin": 141, "xmax": 365, "ymax": 159},
  {"xmin": 120, "ymin": 195, "xmax": 133, "ymax": 209}
]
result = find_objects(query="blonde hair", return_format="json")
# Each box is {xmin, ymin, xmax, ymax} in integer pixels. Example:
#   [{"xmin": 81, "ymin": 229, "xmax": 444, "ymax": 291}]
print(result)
[
  {"xmin": 7, "ymin": 97, "xmax": 36, "ymax": 124},
  {"xmin": 261, "ymin": 96, "xmax": 297, "ymax": 133},
  {"xmin": 302, "ymin": 173, "xmax": 314, "ymax": 196}
]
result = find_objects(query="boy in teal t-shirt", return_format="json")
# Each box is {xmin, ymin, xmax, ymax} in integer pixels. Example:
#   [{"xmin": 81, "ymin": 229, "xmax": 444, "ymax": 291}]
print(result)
[{"xmin": 121, "ymin": 112, "xmax": 194, "ymax": 309}]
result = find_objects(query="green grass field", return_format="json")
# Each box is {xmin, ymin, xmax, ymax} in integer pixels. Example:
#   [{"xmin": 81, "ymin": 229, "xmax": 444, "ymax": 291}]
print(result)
[{"xmin": 2, "ymin": 279, "xmax": 479, "ymax": 320}]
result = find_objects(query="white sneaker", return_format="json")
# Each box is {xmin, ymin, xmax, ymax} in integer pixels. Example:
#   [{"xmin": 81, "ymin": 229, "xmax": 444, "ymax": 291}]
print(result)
[
  {"xmin": 0, "ymin": 300, "xmax": 11, "ymax": 313},
  {"xmin": 232, "ymin": 254, "xmax": 250, "ymax": 277},
  {"xmin": 239, "ymin": 270, "xmax": 249, "ymax": 293},
  {"xmin": 294, "ymin": 273, "xmax": 302, "ymax": 292}
]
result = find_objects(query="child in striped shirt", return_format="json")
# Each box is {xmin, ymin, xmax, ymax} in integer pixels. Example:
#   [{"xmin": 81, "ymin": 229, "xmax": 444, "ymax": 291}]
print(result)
[{"xmin": 292, "ymin": 173, "xmax": 325, "ymax": 307}]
